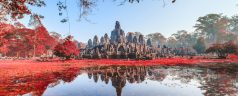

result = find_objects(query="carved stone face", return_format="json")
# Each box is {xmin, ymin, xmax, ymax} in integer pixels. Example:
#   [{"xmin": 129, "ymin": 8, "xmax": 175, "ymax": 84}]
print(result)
[{"xmin": 115, "ymin": 21, "xmax": 121, "ymax": 29}]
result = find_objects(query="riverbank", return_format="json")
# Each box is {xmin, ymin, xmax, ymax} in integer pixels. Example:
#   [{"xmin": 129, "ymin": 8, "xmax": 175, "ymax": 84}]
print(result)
[
  {"xmin": 1, "ymin": 57, "xmax": 238, "ymax": 95},
  {"xmin": 0, "ymin": 57, "xmax": 238, "ymax": 77}
]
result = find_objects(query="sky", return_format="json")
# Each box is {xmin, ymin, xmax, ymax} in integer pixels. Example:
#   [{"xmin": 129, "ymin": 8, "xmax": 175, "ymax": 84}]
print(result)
[{"xmin": 20, "ymin": 0, "xmax": 238, "ymax": 42}]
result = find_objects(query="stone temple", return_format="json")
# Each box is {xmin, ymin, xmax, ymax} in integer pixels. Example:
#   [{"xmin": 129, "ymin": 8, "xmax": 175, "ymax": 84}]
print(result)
[
  {"xmin": 81, "ymin": 21, "xmax": 157, "ymax": 60},
  {"xmin": 110, "ymin": 21, "xmax": 126, "ymax": 44}
]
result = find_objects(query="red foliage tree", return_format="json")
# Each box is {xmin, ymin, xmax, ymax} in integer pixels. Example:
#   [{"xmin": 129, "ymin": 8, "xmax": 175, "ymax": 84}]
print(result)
[
  {"xmin": 0, "ymin": 0, "xmax": 176, "ymax": 21},
  {"xmin": 9, "ymin": 28, "xmax": 35, "ymax": 57},
  {"xmin": 34, "ymin": 25, "xmax": 57, "ymax": 56},
  {"xmin": 0, "ymin": 23, "xmax": 31, "ymax": 57},
  {"xmin": 206, "ymin": 41, "xmax": 238, "ymax": 59},
  {"xmin": 54, "ymin": 36, "xmax": 79, "ymax": 60},
  {"xmin": 0, "ymin": 23, "xmax": 15, "ymax": 56},
  {"xmin": 0, "ymin": 22, "xmax": 57, "ymax": 57},
  {"xmin": 0, "ymin": 0, "xmax": 45, "ymax": 20}
]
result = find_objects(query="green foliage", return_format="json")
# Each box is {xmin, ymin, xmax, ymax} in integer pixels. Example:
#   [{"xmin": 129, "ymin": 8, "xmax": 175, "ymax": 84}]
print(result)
[
  {"xmin": 193, "ymin": 37, "xmax": 206, "ymax": 54},
  {"xmin": 194, "ymin": 14, "xmax": 222, "ymax": 42},
  {"xmin": 146, "ymin": 32, "xmax": 166, "ymax": 46},
  {"xmin": 229, "ymin": 15, "xmax": 238, "ymax": 34},
  {"xmin": 194, "ymin": 14, "xmax": 237, "ymax": 43}
]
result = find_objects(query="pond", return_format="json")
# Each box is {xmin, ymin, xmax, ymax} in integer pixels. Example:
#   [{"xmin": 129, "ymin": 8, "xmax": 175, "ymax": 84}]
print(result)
[{"xmin": 2, "ymin": 64, "xmax": 238, "ymax": 96}]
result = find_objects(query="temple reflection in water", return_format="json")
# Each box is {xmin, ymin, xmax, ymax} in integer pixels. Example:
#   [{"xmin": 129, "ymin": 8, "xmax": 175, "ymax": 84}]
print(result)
[
  {"xmin": 1, "ymin": 65, "xmax": 238, "ymax": 96},
  {"xmin": 85, "ymin": 66, "xmax": 147, "ymax": 96},
  {"xmin": 83, "ymin": 65, "xmax": 238, "ymax": 96}
]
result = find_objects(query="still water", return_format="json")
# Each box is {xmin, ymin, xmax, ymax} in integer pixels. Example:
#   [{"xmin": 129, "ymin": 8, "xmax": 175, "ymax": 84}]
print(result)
[{"xmin": 3, "ymin": 65, "xmax": 238, "ymax": 96}]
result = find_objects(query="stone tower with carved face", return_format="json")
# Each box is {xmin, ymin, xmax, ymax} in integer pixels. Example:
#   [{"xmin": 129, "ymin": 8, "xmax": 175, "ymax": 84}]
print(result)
[{"xmin": 110, "ymin": 21, "xmax": 126, "ymax": 44}]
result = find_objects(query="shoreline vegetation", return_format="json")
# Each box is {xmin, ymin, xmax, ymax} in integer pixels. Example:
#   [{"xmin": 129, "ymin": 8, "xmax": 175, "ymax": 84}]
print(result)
[
  {"xmin": 0, "ymin": 56, "xmax": 237, "ymax": 77},
  {"xmin": 1, "ymin": 56, "xmax": 237, "ymax": 95}
]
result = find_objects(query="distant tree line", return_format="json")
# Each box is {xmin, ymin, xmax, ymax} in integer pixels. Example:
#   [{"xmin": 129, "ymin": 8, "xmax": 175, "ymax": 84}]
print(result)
[{"xmin": 143, "ymin": 13, "xmax": 238, "ymax": 58}]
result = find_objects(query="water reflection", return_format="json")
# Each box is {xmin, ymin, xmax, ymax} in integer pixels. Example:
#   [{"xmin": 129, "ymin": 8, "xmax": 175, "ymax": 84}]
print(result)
[
  {"xmin": 83, "ymin": 65, "xmax": 238, "ymax": 96},
  {"xmin": 86, "ymin": 66, "xmax": 147, "ymax": 96},
  {"xmin": 0, "ymin": 68, "xmax": 81, "ymax": 96},
  {"xmin": 1, "ymin": 64, "xmax": 238, "ymax": 96}
]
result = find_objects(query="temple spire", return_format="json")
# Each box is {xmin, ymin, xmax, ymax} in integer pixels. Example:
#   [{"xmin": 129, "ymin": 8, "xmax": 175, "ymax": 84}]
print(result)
[{"xmin": 115, "ymin": 21, "xmax": 121, "ymax": 29}]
